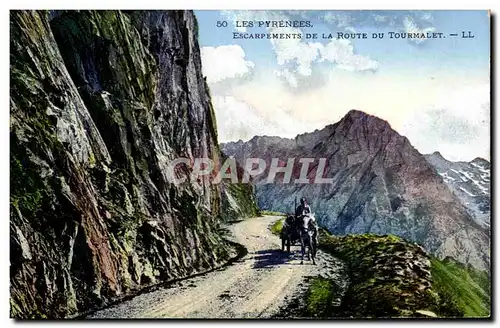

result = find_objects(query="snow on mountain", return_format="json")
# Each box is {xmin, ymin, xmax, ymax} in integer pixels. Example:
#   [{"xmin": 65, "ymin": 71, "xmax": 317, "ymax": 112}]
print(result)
[{"xmin": 425, "ymin": 152, "xmax": 490, "ymax": 228}]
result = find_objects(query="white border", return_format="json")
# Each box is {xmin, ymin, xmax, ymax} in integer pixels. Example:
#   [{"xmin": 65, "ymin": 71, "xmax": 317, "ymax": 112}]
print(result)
[{"xmin": 2, "ymin": 0, "xmax": 499, "ymax": 9}]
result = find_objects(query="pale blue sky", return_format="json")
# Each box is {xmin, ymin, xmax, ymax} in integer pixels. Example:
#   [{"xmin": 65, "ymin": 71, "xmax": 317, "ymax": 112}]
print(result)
[
  {"xmin": 196, "ymin": 10, "xmax": 489, "ymax": 73},
  {"xmin": 194, "ymin": 10, "xmax": 490, "ymax": 161}
]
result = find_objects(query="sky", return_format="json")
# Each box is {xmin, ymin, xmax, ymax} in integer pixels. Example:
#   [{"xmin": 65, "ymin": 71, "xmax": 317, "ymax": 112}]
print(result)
[{"xmin": 194, "ymin": 10, "xmax": 490, "ymax": 162}]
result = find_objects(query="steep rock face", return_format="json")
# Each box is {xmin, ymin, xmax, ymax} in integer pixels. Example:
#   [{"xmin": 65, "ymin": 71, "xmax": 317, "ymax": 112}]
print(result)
[
  {"xmin": 424, "ymin": 152, "xmax": 490, "ymax": 228},
  {"xmin": 221, "ymin": 182, "xmax": 260, "ymax": 222},
  {"xmin": 221, "ymin": 110, "xmax": 490, "ymax": 270},
  {"xmin": 219, "ymin": 153, "xmax": 260, "ymax": 222},
  {"xmin": 10, "ymin": 10, "xmax": 235, "ymax": 318}
]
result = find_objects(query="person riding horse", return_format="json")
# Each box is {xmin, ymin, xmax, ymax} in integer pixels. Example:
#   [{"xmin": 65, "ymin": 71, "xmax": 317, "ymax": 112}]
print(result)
[
  {"xmin": 280, "ymin": 197, "xmax": 318, "ymax": 264},
  {"xmin": 295, "ymin": 198, "xmax": 318, "ymax": 264},
  {"xmin": 281, "ymin": 197, "xmax": 310, "ymax": 251},
  {"xmin": 295, "ymin": 197, "xmax": 311, "ymax": 228}
]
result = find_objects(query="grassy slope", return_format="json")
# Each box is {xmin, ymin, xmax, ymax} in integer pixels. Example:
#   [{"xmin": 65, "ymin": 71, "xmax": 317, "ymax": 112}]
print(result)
[
  {"xmin": 318, "ymin": 232, "xmax": 491, "ymax": 318},
  {"xmin": 318, "ymin": 233, "xmax": 452, "ymax": 318},
  {"xmin": 304, "ymin": 277, "xmax": 342, "ymax": 318},
  {"xmin": 269, "ymin": 220, "xmax": 490, "ymax": 318},
  {"xmin": 430, "ymin": 257, "xmax": 490, "ymax": 317}
]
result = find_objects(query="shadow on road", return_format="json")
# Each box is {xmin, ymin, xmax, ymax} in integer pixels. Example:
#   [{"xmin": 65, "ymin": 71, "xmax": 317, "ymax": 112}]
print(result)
[{"xmin": 252, "ymin": 249, "xmax": 304, "ymax": 269}]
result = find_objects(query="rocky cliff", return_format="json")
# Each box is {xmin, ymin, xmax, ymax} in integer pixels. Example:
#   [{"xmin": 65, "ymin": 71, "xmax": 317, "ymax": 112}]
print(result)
[
  {"xmin": 10, "ymin": 10, "xmax": 255, "ymax": 319},
  {"xmin": 221, "ymin": 110, "xmax": 490, "ymax": 271},
  {"xmin": 425, "ymin": 152, "xmax": 490, "ymax": 228},
  {"xmin": 219, "ymin": 153, "xmax": 260, "ymax": 222}
]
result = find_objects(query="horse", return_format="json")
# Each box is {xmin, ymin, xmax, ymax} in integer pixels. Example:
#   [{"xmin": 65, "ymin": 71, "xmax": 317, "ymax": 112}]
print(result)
[
  {"xmin": 299, "ymin": 213, "xmax": 318, "ymax": 265},
  {"xmin": 280, "ymin": 215, "xmax": 298, "ymax": 253}
]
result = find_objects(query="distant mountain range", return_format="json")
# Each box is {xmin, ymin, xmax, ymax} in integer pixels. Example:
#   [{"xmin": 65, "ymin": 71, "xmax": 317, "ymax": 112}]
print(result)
[{"xmin": 221, "ymin": 110, "xmax": 490, "ymax": 270}]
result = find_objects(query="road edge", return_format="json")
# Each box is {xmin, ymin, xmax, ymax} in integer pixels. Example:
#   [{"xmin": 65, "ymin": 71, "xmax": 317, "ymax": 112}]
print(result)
[{"xmin": 78, "ymin": 235, "xmax": 249, "ymax": 319}]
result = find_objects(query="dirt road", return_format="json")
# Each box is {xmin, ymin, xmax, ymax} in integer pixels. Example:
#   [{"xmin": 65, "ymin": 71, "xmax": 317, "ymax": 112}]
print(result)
[{"xmin": 88, "ymin": 215, "xmax": 346, "ymax": 319}]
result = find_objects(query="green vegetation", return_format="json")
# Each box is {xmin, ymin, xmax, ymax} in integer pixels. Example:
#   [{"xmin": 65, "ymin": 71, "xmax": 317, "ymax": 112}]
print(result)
[
  {"xmin": 305, "ymin": 277, "xmax": 335, "ymax": 317},
  {"xmin": 10, "ymin": 141, "xmax": 53, "ymax": 220},
  {"xmin": 51, "ymin": 11, "xmax": 157, "ymax": 110},
  {"xmin": 316, "ymin": 232, "xmax": 468, "ymax": 318},
  {"xmin": 430, "ymin": 257, "xmax": 490, "ymax": 317},
  {"xmin": 272, "ymin": 221, "xmax": 490, "ymax": 319},
  {"xmin": 274, "ymin": 275, "xmax": 343, "ymax": 319},
  {"xmin": 270, "ymin": 218, "xmax": 284, "ymax": 236}
]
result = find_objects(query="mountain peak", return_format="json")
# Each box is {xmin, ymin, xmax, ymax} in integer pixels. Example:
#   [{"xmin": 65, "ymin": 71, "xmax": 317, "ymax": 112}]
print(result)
[
  {"xmin": 471, "ymin": 157, "xmax": 490, "ymax": 168},
  {"xmin": 430, "ymin": 151, "xmax": 446, "ymax": 160},
  {"xmin": 472, "ymin": 157, "xmax": 489, "ymax": 163},
  {"xmin": 345, "ymin": 109, "xmax": 369, "ymax": 119},
  {"xmin": 343, "ymin": 109, "xmax": 389, "ymax": 124},
  {"xmin": 341, "ymin": 109, "xmax": 393, "ymax": 133}
]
